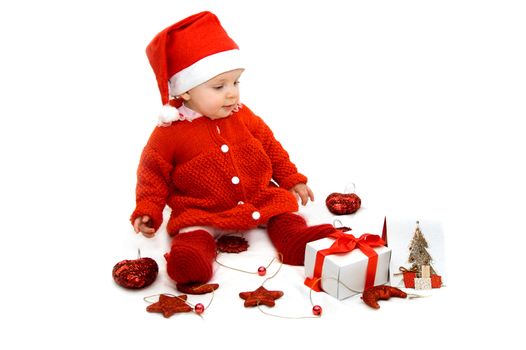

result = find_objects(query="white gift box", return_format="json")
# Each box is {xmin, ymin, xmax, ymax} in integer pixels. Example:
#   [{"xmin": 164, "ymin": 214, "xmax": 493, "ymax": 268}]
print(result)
[{"xmin": 304, "ymin": 237, "xmax": 392, "ymax": 300}]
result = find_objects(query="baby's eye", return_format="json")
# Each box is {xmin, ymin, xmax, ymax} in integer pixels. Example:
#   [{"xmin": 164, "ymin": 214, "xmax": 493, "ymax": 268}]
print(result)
[
  {"xmin": 234, "ymin": 80, "xmax": 240, "ymax": 86},
  {"xmin": 213, "ymin": 85, "xmax": 224, "ymax": 90}
]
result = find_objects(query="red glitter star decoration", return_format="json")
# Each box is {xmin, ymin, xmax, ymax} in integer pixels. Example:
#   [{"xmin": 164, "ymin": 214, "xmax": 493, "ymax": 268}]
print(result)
[
  {"xmin": 177, "ymin": 282, "xmax": 219, "ymax": 295},
  {"xmin": 146, "ymin": 294, "xmax": 192, "ymax": 317},
  {"xmin": 239, "ymin": 286, "xmax": 284, "ymax": 307},
  {"xmin": 361, "ymin": 285, "xmax": 407, "ymax": 309}
]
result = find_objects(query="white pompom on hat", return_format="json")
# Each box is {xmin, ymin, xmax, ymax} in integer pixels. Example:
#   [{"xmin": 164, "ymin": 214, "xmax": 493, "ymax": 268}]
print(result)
[{"xmin": 146, "ymin": 11, "xmax": 244, "ymax": 124}]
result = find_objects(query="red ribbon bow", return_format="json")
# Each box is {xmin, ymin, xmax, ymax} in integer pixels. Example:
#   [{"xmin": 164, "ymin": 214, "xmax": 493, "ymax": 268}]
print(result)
[{"xmin": 304, "ymin": 231, "xmax": 385, "ymax": 292}]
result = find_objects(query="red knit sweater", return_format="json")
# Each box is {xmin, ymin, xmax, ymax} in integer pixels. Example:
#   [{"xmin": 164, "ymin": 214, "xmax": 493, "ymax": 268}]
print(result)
[{"xmin": 131, "ymin": 105, "xmax": 307, "ymax": 235}]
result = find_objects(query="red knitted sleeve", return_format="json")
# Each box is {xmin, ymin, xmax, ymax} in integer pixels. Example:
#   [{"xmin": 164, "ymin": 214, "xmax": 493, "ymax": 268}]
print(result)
[
  {"xmin": 241, "ymin": 108, "xmax": 308, "ymax": 190},
  {"xmin": 130, "ymin": 134, "xmax": 174, "ymax": 231}
]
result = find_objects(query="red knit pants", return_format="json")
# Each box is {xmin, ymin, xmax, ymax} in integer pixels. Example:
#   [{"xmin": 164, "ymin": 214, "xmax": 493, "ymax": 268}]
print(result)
[{"xmin": 165, "ymin": 213, "xmax": 335, "ymax": 285}]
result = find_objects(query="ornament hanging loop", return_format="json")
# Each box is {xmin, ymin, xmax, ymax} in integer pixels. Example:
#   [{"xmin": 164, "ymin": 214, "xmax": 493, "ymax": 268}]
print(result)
[
  {"xmin": 406, "ymin": 293, "xmax": 428, "ymax": 299},
  {"xmin": 332, "ymin": 219, "xmax": 351, "ymax": 232},
  {"xmin": 333, "ymin": 219, "xmax": 344, "ymax": 228},
  {"xmin": 344, "ymin": 182, "xmax": 356, "ymax": 194}
]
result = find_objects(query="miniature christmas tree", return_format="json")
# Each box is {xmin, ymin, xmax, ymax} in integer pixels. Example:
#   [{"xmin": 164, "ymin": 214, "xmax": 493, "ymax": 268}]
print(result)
[{"xmin": 407, "ymin": 221, "xmax": 436, "ymax": 275}]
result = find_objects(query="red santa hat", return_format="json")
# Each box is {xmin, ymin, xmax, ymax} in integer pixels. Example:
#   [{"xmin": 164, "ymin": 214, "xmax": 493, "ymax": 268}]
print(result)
[{"xmin": 146, "ymin": 11, "xmax": 243, "ymax": 124}]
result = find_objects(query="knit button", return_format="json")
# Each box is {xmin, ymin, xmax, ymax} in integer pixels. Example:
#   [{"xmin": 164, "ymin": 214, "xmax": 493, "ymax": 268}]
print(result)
[
  {"xmin": 221, "ymin": 144, "xmax": 229, "ymax": 153},
  {"xmin": 237, "ymin": 201, "xmax": 244, "ymax": 205},
  {"xmin": 231, "ymin": 176, "xmax": 240, "ymax": 185},
  {"xmin": 252, "ymin": 211, "xmax": 261, "ymax": 220}
]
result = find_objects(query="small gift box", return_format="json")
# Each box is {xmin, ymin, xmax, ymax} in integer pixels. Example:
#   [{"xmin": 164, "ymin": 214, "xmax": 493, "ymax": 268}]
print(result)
[
  {"xmin": 402, "ymin": 270, "xmax": 442, "ymax": 289},
  {"xmin": 402, "ymin": 271, "xmax": 417, "ymax": 288},
  {"xmin": 304, "ymin": 231, "xmax": 391, "ymax": 300}
]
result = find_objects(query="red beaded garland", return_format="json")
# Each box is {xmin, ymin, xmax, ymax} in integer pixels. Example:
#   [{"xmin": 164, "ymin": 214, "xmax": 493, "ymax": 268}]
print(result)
[
  {"xmin": 257, "ymin": 266, "xmax": 267, "ymax": 276},
  {"xmin": 312, "ymin": 305, "xmax": 322, "ymax": 316},
  {"xmin": 194, "ymin": 303, "xmax": 205, "ymax": 314}
]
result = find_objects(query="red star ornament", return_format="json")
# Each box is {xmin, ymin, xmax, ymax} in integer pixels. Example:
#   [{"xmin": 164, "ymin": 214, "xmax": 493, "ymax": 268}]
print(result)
[
  {"xmin": 146, "ymin": 294, "xmax": 192, "ymax": 317},
  {"xmin": 361, "ymin": 285, "xmax": 407, "ymax": 309},
  {"xmin": 239, "ymin": 286, "xmax": 284, "ymax": 307}
]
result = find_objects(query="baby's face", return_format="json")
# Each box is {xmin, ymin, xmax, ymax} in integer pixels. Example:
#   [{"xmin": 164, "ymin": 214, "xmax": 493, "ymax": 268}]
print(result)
[{"xmin": 181, "ymin": 69, "xmax": 244, "ymax": 120}]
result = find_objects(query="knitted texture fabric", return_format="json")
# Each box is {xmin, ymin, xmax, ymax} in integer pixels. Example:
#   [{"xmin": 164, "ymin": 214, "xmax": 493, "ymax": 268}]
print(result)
[
  {"xmin": 267, "ymin": 213, "xmax": 336, "ymax": 265},
  {"xmin": 131, "ymin": 105, "xmax": 306, "ymax": 234},
  {"xmin": 165, "ymin": 230, "xmax": 217, "ymax": 284}
]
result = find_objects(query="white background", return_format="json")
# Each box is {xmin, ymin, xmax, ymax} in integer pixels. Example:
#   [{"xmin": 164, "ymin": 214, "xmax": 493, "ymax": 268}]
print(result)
[{"xmin": 1, "ymin": 0, "xmax": 524, "ymax": 348}]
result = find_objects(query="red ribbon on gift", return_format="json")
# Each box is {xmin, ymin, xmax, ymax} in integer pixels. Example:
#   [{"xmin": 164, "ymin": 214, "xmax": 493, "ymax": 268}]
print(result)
[{"xmin": 304, "ymin": 231, "xmax": 385, "ymax": 292}]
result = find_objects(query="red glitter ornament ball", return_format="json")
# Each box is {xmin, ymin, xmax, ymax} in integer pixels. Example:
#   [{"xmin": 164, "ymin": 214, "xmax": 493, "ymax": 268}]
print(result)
[
  {"xmin": 112, "ymin": 257, "xmax": 158, "ymax": 289},
  {"xmin": 326, "ymin": 192, "xmax": 361, "ymax": 215},
  {"xmin": 257, "ymin": 266, "xmax": 267, "ymax": 276}
]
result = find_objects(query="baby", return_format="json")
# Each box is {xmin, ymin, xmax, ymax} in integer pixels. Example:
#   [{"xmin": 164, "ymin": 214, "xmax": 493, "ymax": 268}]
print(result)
[{"xmin": 131, "ymin": 11, "xmax": 338, "ymax": 289}]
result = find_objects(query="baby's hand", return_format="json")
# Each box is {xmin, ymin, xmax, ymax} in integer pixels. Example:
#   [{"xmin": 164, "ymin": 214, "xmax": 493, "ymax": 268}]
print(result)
[
  {"xmin": 290, "ymin": 183, "xmax": 314, "ymax": 206},
  {"xmin": 133, "ymin": 216, "xmax": 156, "ymax": 238}
]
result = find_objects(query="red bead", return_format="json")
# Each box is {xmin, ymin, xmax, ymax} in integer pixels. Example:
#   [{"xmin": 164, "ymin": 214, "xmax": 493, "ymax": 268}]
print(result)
[
  {"xmin": 194, "ymin": 303, "xmax": 205, "ymax": 314},
  {"xmin": 257, "ymin": 266, "xmax": 267, "ymax": 276},
  {"xmin": 312, "ymin": 305, "xmax": 322, "ymax": 316}
]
